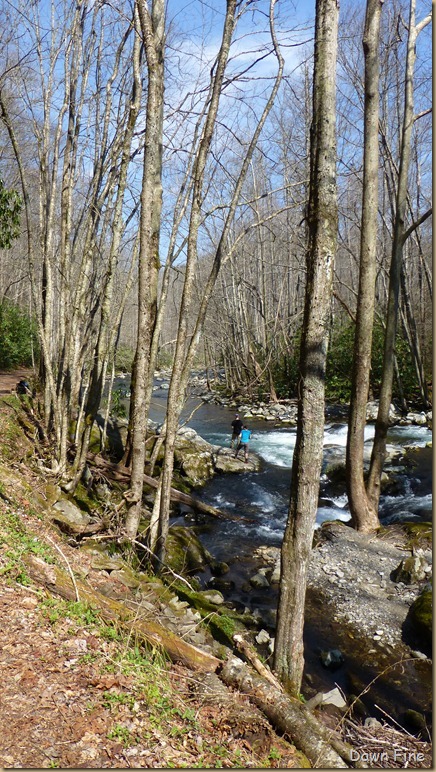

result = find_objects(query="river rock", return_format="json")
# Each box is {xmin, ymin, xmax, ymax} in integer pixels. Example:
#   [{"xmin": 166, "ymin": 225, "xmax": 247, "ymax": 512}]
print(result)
[
  {"xmin": 166, "ymin": 525, "xmax": 215, "ymax": 573},
  {"xmin": 405, "ymin": 411, "xmax": 428, "ymax": 426},
  {"xmin": 366, "ymin": 401, "xmax": 401, "ymax": 423},
  {"xmin": 320, "ymin": 648, "xmax": 344, "ymax": 670},
  {"xmin": 174, "ymin": 428, "xmax": 215, "ymax": 485},
  {"xmin": 173, "ymin": 427, "xmax": 261, "ymax": 482},
  {"xmin": 306, "ymin": 687, "xmax": 347, "ymax": 711},
  {"xmin": 213, "ymin": 446, "xmax": 261, "ymax": 473},
  {"xmin": 206, "ymin": 577, "xmax": 236, "ymax": 592},
  {"xmin": 249, "ymin": 571, "xmax": 270, "ymax": 589},
  {"xmin": 255, "ymin": 629, "xmax": 271, "ymax": 645},
  {"xmin": 197, "ymin": 589, "xmax": 225, "ymax": 606},
  {"xmin": 403, "ymin": 708, "xmax": 428, "ymax": 734}
]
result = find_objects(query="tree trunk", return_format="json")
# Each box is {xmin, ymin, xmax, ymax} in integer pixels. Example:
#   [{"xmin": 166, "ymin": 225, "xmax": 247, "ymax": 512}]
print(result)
[
  {"xmin": 67, "ymin": 28, "xmax": 142, "ymax": 490},
  {"xmin": 345, "ymin": 0, "xmax": 383, "ymax": 534},
  {"xmin": 150, "ymin": 1, "xmax": 284, "ymax": 569},
  {"xmin": 125, "ymin": 0, "xmax": 165, "ymax": 539},
  {"xmin": 148, "ymin": 0, "xmax": 239, "ymax": 564},
  {"xmin": 366, "ymin": 0, "xmax": 431, "ymax": 512},
  {"xmin": 273, "ymin": 0, "xmax": 339, "ymax": 695}
]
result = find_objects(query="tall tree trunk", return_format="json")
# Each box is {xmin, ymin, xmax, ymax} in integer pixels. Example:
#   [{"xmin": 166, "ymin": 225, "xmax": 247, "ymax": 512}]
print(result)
[
  {"xmin": 366, "ymin": 0, "xmax": 431, "ymax": 512},
  {"xmin": 345, "ymin": 0, "xmax": 383, "ymax": 534},
  {"xmin": 273, "ymin": 0, "xmax": 339, "ymax": 696},
  {"xmin": 125, "ymin": 0, "xmax": 165, "ymax": 539}
]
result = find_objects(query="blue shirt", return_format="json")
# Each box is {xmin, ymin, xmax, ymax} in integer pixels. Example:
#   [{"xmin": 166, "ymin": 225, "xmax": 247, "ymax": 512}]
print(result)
[{"xmin": 240, "ymin": 428, "xmax": 251, "ymax": 443}]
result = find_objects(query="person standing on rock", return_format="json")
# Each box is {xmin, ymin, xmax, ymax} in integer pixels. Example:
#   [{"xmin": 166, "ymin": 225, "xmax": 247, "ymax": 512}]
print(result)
[
  {"xmin": 230, "ymin": 414, "xmax": 243, "ymax": 448},
  {"xmin": 235, "ymin": 425, "xmax": 252, "ymax": 462}
]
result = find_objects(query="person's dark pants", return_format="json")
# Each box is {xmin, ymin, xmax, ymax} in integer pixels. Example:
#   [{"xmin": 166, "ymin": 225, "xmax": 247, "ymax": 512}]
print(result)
[
  {"xmin": 231, "ymin": 433, "xmax": 240, "ymax": 448},
  {"xmin": 235, "ymin": 442, "xmax": 248, "ymax": 460}
]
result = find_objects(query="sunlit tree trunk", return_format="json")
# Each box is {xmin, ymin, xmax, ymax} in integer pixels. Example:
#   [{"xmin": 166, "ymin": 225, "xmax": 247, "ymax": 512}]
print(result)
[
  {"xmin": 67, "ymin": 24, "xmax": 142, "ymax": 490},
  {"xmin": 273, "ymin": 0, "xmax": 339, "ymax": 696},
  {"xmin": 125, "ymin": 0, "xmax": 165, "ymax": 539},
  {"xmin": 345, "ymin": 0, "xmax": 383, "ymax": 534},
  {"xmin": 366, "ymin": 0, "xmax": 431, "ymax": 512}
]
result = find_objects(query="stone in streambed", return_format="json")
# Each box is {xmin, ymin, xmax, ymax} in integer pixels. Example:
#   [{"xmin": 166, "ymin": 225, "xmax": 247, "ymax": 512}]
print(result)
[
  {"xmin": 213, "ymin": 446, "xmax": 261, "ymax": 473},
  {"xmin": 166, "ymin": 525, "xmax": 215, "ymax": 573},
  {"xmin": 320, "ymin": 648, "xmax": 344, "ymax": 670},
  {"xmin": 198, "ymin": 589, "xmax": 225, "ymax": 606},
  {"xmin": 249, "ymin": 571, "xmax": 270, "ymax": 589}
]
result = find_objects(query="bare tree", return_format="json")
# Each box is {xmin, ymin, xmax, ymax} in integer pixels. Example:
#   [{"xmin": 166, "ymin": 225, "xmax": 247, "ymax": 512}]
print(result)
[
  {"xmin": 125, "ymin": 0, "xmax": 166, "ymax": 539},
  {"xmin": 366, "ymin": 0, "xmax": 431, "ymax": 513},
  {"xmin": 273, "ymin": 0, "xmax": 339, "ymax": 695},
  {"xmin": 345, "ymin": 0, "xmax": 384, "ymax": 534},
  {"xmin": 0, "ymin": 0, "xmax": 145, "ymax": 476}
]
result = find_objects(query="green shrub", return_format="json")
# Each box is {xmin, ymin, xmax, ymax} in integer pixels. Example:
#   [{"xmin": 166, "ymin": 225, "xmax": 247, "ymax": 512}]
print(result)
[
  {"xmin": 0, "ymin": 300, "xmax": 38, "ymax": 368},
  {"xmin": 114, "ymin": 345, "xmax": 134, "ymax": 373},
  {"xmin": 325, "ymin": 319, "xmax": 422, "ymax": 404}
]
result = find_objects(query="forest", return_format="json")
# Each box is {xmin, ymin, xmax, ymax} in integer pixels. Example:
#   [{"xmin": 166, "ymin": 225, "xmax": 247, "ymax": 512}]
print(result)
[{"xmin": 0, "ymin": 0, "xmax": 432, "ymax": 758}]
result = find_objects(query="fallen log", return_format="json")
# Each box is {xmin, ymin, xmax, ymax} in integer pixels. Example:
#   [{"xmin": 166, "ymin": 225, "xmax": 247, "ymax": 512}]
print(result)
[
  {"xmin": 87, "ymin": 452, "xmax": 255, "ymax": 523},
  {"xmin": 24, "ymin": 554, "xmax": 221, "ymax": 673},
  {"xmin": 219, "ymin": 655, "xmax": 368, "ymax": 769}
]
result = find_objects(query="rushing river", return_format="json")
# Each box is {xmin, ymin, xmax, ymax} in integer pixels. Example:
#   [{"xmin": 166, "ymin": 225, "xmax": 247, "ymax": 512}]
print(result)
[
  {"xmin": 114, "ymin": 378, "xmax": 432, "ymax": 726},
  {"xmin": 146, "ymin": 387, "xmax": 432, "ymax": 557}
]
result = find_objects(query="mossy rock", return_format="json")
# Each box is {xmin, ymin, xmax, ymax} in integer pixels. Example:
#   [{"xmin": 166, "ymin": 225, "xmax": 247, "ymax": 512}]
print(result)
[
  {"xmin": 174, "ymin": 431, "xmax": 215, "ymax": 486},
  {"xmin": 172, "ymin": 583, "xmax": 259, "ymax": 647},
  {"xmin": 391, "ymin": 555, "xmax": 429, "ymax": 584},
  {"xmin": 166, "ymin": 525, "xmax": 214, "ymax": 574},
  {"xmin": 44, "ymin": 483, "xmax": 61, "ymax": 506},
  {"xmin": 80, "ymin": 539, "xmax": 114, "ymax": 557},
  {"xmin": 407, "ymin": 587, "xmax": 432, "ymax": 652},
  {"xmin": 0, "ymin": 463, "xmax": 39, "ymax": 504},
  {"xmin": 72, "ymin": 482, "xmax": 101, "ymax": 514}
]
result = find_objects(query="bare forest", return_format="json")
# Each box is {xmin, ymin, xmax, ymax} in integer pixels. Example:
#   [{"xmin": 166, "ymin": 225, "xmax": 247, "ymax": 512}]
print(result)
[{"xmin": 0, "ymin": 0, "xmax": 432, "ymax": 703}]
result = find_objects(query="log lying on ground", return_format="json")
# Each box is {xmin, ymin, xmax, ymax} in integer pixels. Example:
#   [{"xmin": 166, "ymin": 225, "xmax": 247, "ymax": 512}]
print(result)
[
  {"xmin": 87, "ymin": 452, "xmax": 255, "ymax": 523},
  {"xmin": 24, "ymin": 554, "xmax": 221, "ymax": 673},
  {"xmin": 219, "ymin": 654, "xmax": 368, "ymax": 769}
]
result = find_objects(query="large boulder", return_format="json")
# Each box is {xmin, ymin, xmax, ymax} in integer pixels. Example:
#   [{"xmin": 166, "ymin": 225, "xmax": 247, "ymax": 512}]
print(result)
[
  {"xmin": 174, "ymin": 427, "xmax": 215, "ymax": 485},
  {"xmin": 166, "ymin": 524, "xmax": 215, "ymax": 574},
  {"xmin": 174, "ymin": 426, "xmax": 261, "ymax": 482},
  {"xmin": 213, "ymin": 446, "xmax": 261, "ymax": 473},
  {"xmin": 366, "ymin": 401, "xmax": 401, "ymax": 424}
]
